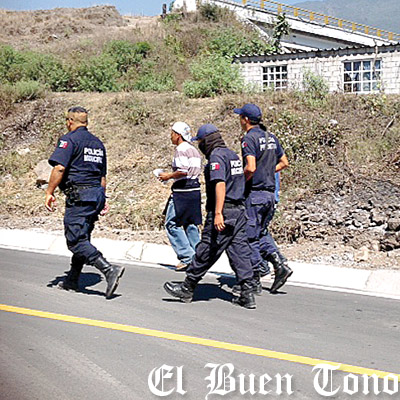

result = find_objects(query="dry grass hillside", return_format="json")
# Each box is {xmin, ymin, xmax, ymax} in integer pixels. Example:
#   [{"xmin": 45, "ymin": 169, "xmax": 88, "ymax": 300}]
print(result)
[
  {"xmin": 1, "ymin": 6, "xmax": 400, "ymax": 269},
  {"xmin": 0, "ymin": 6, "xmax": 126, "ymax": 45}
]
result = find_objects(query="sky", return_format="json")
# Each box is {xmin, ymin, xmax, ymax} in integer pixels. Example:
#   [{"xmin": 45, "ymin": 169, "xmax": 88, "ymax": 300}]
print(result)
[{"xmin": 0, "ymin": 0, "xmax": 324, "ymax": 16}]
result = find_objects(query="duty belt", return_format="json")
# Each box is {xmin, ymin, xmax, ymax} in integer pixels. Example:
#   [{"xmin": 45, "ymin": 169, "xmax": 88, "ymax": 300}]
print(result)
[
  {"xmin": 224, "ymin": 201, "xmax": 245, "ymax": 210},
  {"xmin": 74, "ymin": 184, "xmax": 101, "ymax": 190}
]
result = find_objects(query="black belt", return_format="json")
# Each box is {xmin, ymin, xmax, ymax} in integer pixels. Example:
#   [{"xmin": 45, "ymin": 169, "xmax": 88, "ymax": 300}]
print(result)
[
  {"xmin": 249, "ymin": 188, "xmax": 275, "ymax": 193},
  {"xmin": 75, "ymin": 184, "xmax": 101, "ymax": 190},
  {"xmin": 224, "ymin": 202, "xmax": 244, "ymax": 210}
]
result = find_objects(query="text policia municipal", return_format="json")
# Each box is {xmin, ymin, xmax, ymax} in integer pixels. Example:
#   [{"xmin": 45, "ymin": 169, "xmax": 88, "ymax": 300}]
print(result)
[{"xmin": 148, "ymin": 363, "xmax": 399, "ymax": 398}]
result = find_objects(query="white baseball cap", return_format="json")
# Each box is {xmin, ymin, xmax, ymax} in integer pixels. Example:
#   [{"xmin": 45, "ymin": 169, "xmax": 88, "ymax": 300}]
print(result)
[{"xmin": 172, "ymin": 121, "xmax": 192, "ymax": 142}]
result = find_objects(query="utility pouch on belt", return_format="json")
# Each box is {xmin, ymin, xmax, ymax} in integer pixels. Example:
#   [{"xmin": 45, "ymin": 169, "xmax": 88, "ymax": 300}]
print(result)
[{"xmin": 63, "ymin": 182, "xmax": 81, "ymax": 206}]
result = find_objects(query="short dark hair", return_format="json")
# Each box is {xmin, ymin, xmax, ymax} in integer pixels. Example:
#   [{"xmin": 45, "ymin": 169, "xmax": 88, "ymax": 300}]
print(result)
[{"xmin": 68, "ymin": 106, "xmax": 88, "ymax": 114}]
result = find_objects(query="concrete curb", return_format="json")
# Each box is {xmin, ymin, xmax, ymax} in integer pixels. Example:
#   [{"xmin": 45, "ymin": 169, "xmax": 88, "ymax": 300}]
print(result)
[{"xmin": 1, "ymin": 228, "xmax": 399, "ymax": 299}]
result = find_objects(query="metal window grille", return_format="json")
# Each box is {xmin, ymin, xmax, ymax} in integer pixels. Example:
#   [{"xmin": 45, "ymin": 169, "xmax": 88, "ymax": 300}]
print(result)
[
  {"xmin": 343, "ymin": 60, "xmax": 382, "ymax": 93},
  {"xmin": 262, "ymin": 65, "xmax": 288, "ymax": 91}
]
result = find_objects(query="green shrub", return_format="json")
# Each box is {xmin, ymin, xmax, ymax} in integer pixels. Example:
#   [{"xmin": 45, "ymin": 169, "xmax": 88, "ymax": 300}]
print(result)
[
  {"xmin": 206, "ymin": 27, "xmax": 274, "ymax": 58},
  {"xmin": 162, "ymin": 13, "xmax": 183, "ymax": 24},
  {"xmin": 21, "ymin": 52, "xmax": 70, "ymax": 91},
  {"xmin": 133, "ymin": 71, "xmax": 175, "ymax": 92},
  {"xmin": 72, "ymin": 54, "xmax": 119, "ymax": 92},
  {"xmin": 0, "ymin": 84, "xmax": 14, "ymax": 117},
  {"xmin": 12, "ymin": 80, "xmax": 46, "ymax": 102},
  {"xmin": 300, "ymin": 69, "xmax": 329, "ymax": 107},
  {"xmin": 164, "ymin": 35, "xmax": 185, "ymax": 62},
  {"xmin": 0, "ymin": 45, "xmax": 24, "ymax": 83},
  {"xmin": 199, "ymin": 3, "xmax": 224, "ymax": 22},
  {"xmin": 183, "ymin": 55, "xmax": 244, "ymax": 98},
  {"xmin": 0, "ymin": 46, "xmax": 70, "ymax": 91},
  {"xmin": 104, "ymin": 40, "xmax": 151, "ymax": 73},
  {"xmin": 272, "ymin": 110, "xmax": 341, "ymax": 163}
]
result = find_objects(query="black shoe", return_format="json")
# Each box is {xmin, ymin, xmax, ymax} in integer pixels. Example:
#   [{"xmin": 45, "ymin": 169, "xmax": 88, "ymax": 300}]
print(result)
[
  {"xmin": 232, "ymin": 282, "xmax": 256, "ymax": 309},
  {"xmin": 57, "ymin": 279, "xmax": 79, "ymax": 291},
  {"xmin": 270, "ymin": 265, "xmax": 293, "ymax": 293},
  {"xmin": 93, "ymin": 255, "xmax": 125, "ymax": 298},
  {"xmin": 164, "ymin": 281, "xmax": 194, "ymax": 303}
]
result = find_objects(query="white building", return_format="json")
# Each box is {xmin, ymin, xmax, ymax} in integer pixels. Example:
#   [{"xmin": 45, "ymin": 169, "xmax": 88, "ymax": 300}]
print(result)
[
  {"xmin": 172, "ymin": 0, "xmax": 197, "ymax": 13},
  {"xmin": 235, "ymin": 43, "xmax": 400, "ymax": 94}
]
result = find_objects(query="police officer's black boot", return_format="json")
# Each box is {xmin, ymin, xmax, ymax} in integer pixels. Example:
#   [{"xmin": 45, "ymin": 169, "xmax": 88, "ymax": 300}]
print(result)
[
  {"xmin": 93, "ymin": 255, "xmax": 125, "ymax": 299},
  {"xmin": 277, "ymin": 249, "xmax": 289, "ymax": 268},
  {"xmin": 58, "ymin": 255, "xmax": 85, "ymax": 291},
  {"xmin": 232, "ymin": 281, "xmax": 256, "ymax": 309},
  {"xmin": 267, "ymin": 252, "xmax": 293, "ymax": 294},
  {"xmin": 253, "ymin": 271, "xmax": 263, "ymax": 295},
  {"xmin": 259, "ymin": 259, "xmax": 271, "ymax": 277},
  {"xmin": 163, "ymin": 278, "xmax": 195, "ymax": 303},
  {"xmin": 233, "ymin": 271, "xmax": 262, "ymax": 296}
]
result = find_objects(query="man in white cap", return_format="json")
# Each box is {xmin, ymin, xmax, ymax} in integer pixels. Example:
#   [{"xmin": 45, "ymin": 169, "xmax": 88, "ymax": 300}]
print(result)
[{"xmin": 159, "ymin": 122, "xmax": 202, "ymax": 271}]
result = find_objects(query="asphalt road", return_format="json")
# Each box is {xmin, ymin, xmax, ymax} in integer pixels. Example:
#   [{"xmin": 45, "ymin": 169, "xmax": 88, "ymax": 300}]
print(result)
[{"xmin": 0, "ymin": 248, "xmax": 399, "ymax": 400}]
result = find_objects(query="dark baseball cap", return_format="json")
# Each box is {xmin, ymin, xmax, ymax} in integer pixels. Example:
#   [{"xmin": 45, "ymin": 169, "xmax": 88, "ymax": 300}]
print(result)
[
  {"xmin": 191, "ymin": 124, "xmax": 219, "ymax": 141},
  {"xmin": 233, "ymin": 103, "xmax": 262, "ymax": 120}
]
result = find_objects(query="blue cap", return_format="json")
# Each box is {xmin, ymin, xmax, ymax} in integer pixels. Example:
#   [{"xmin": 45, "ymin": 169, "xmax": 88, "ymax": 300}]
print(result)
[
  {"xmin": 233, "ymin": 103, "xmax": 262, "ymax": 120},
  {"xmin": 191, "ymin": 124, "xmax": 219, "ymax": 141}
]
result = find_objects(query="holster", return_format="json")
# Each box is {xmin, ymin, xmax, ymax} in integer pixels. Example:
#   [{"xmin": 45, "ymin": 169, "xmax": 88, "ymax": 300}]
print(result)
[{"xmin": 63, "ymin": 181, "xmax": 81, "ymax": 206}]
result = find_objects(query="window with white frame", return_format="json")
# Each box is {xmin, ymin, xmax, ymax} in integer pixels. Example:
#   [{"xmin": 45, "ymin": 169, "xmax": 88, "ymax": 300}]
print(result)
[
  {"xmin": 262, "ymin": 65, "xmax": 288, "ymax": 91},
  {"xmin": 343, "ymin": 60, "xmax": 382, "ymax": 93}
]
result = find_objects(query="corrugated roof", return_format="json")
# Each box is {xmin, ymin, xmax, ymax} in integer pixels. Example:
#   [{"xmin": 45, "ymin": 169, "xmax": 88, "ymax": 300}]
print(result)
[{"xmin": 235, "ymin": 42, "xmax": 400, "ymax": 59}]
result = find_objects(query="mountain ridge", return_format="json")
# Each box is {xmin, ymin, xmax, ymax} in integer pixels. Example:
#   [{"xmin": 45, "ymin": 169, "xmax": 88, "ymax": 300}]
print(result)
[{"xmin": 293, "ymin": 0, "xmax": 400, "ymax": 33}]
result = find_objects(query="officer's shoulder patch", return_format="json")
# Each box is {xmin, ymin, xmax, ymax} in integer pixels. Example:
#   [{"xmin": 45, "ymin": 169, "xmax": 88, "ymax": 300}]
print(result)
[
  {"xmin": 58, "ymin": 140, "xmax": 68, "ymax": 149},
  {"xmin": 210, "ymin": 162, "xmax": 220, "ymax": 171}
]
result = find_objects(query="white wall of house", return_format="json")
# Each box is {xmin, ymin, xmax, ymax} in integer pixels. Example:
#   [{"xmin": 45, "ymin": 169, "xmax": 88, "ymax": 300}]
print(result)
[
  {"xmin": 236, "ymin": 45, "xmax": 400, "ymax": 94},
  {"xmin": 172, "ymin": 0, "xmax": 197, "ymax": 12}
]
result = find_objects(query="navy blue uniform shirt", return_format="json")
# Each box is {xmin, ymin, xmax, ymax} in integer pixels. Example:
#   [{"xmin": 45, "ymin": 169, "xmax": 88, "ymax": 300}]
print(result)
[
  {"xmin": 204, "ymin": 147, "xmax": 245, "ymax": 212},
  {"xmin": 49, "ymin": 126, "xmax": 107, "ymax": 190},
  {"xmin": 241, "ymin": 126, "xmax": 284, "ymax": 193}
]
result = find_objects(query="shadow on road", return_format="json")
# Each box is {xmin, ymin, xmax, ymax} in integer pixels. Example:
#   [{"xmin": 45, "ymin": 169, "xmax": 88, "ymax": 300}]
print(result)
[
  {"xmin": 47, "ymin": 271, "xmax": 117, "ymax": 298},
  {"xmin": 162, "ymin": 281, "xmax": 234, "ymax": 304}
]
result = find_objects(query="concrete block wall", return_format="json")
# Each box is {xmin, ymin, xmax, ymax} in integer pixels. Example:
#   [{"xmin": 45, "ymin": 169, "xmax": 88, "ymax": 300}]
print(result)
[
  {"xmin": 238, "ymin": 47, "xmax": 400, "ymax": 94},
  {"xmin": 381, "ymin": 52, "xmax": 400, "ymax": 93}
]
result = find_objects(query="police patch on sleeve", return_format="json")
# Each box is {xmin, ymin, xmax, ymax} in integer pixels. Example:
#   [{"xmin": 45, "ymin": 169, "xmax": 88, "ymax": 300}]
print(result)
[
  {"xmin": 58, "ymin": 140, "xmax": 68, "ymax": 149},
  {"xmin": 210, "ymin": 162, "xmax": 220, "ymax": 171}
]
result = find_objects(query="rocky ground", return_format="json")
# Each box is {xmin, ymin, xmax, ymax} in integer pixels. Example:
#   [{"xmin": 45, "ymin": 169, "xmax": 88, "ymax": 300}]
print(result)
[{"xmin": 1, "ymin": 211, "xmax": 399, "ymax": 271}]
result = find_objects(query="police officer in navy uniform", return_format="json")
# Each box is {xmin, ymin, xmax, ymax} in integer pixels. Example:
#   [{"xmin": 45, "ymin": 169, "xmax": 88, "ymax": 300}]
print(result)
[
  {"xmin": 164, "ymin": 124, "xmax": 256, "ymax": 309},
  {"xmin": 45, "ymin": 106, "xmax": 124, "ymax": 299},
  {"xmin": 234, "ymin": 104, "xmax": 292, "ymax": 294}
]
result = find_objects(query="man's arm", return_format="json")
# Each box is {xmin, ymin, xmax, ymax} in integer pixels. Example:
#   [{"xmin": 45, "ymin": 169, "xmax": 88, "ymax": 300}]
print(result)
[
  {"xmin": 244, "ymin": 155, "xmax": 256, "ymax": 182},
  {"xmin": 45, "ymin": 164, "xmax": 65, "ymax": 211},
  {"xmin": 214, "ymin": 181, "xmax": 226, "ymax": 231},
  {"xmin": 159, "ymin": 171, "xmax": 187, "ymax": 181},
  {"xmin": 276, "ymin": 154, "xmax": 289, "ymax": 173}
]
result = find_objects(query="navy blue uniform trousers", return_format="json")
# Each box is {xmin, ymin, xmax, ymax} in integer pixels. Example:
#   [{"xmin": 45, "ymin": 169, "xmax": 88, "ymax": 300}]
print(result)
[
  {"xmin": 245, "ymin": 190, "xmax": 278, "ymax": 270},
  {"xmin": 63, "ymin": 187, "xmax": 105, "ymax": 265},
  {"xmin": 186, "ymin": 206, "xmax": 254, "ymax": 285}
]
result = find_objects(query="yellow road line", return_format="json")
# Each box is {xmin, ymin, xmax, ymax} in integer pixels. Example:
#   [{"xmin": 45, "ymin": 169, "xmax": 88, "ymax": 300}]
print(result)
[{"xmin": 1, "ymin": 303, "xmax": 399, "ymax": 380}]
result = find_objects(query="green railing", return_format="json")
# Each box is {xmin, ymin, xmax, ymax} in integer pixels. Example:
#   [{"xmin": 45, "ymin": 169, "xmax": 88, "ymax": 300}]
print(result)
[{"xmin": 240, "ymin": 0, "xmax": 400, "ymax": 42}]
